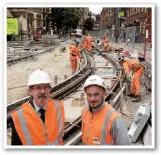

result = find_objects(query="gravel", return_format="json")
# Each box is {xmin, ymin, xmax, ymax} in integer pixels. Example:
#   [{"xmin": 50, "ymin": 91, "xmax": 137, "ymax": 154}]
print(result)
[{"xmin": 7, "ymin": 45, "xmax": 72, "ymax": 104}]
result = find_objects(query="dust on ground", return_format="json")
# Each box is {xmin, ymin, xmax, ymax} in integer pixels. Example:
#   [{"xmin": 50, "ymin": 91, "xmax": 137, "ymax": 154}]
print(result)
[{"xmin": 7, "ymin": 45, "xmax": 72, "ymax": 104}]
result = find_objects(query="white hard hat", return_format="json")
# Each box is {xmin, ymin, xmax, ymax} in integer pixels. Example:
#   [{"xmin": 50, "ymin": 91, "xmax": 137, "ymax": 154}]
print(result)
[
  {"xmin": 83, "ymin": 75, "xmax": 106, "ymax": 91},
  {"xmin": 27, "ymin": 69, "xmax": 51, "ymax": 86}
]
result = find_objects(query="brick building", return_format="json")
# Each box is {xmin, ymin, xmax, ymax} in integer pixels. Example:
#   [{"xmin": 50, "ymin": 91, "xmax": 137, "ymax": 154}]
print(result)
[
  {"xmin": 100, "ymin": 8, "xmax": 115, "ymax": 30},
  {"xmin": 125, "ymin": 7, "xmax": 152, "ymax": 43}
]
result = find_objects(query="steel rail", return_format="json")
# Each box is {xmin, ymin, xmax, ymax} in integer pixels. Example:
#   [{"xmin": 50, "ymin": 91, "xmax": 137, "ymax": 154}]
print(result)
[{"xmin": 7, "ymin": 50, "xmax": 94, "ymax": 129}]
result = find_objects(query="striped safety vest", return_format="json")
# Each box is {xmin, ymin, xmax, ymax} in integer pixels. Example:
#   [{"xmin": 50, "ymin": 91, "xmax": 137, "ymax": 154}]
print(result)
[
  {"xmin": 81, "ymin": 104, "xmax": 119, "ymax": 145},
  {"xmin": 11, "ymin": 99, "xmax": 65, "ymax": 145}
]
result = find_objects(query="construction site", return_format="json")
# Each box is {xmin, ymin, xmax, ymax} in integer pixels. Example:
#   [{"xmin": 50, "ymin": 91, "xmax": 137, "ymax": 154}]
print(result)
[{"xmin": 6, "ymin": 33, "xmax": 152, "ymax": 146}]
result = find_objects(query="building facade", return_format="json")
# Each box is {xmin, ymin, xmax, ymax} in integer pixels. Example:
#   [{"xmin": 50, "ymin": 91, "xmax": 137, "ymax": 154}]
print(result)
[
  {"xmin": 125, "ymin": 7, "xmax": 152, "ymax": 43},
  {"xmin": 7, "ymin": 8, "xmax": 50, "ymax": 37},
  {"xmin": 100, "ymin": 8, "xmax": 115, "ymax": 30},
  {"xmin": 77, "ymin": 8, "xmax": 89, "ymax": 28}
]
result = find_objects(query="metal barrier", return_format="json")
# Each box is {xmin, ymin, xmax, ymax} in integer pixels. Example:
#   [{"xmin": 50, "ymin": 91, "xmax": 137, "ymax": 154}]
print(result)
[{"xmin": 88, "ymin": 27, "xmax": 151, "ymax": 63}]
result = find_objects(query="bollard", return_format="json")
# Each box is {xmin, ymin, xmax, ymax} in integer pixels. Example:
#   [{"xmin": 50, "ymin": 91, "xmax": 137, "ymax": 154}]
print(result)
[
  {"xmin": 64, "ymin": 75, "xmax": 67, "ymax": 80},
  {"xmin": 125, "ymin": 81, "xmax": 128, "ymax": 101},
  {"xmin": 119, "ymin": 79, "xmax": 124, "ymax": 113},
  {"xmin": 119, "ymin": 79, "xmax": 122, "ymax": 89},
  {"xmin": 55, "ymin": 75, "xmax": 58, "ymax": 84},
  {"xmin": 120, "ymin": 89, "xmax": 124, "ymax": 113}
]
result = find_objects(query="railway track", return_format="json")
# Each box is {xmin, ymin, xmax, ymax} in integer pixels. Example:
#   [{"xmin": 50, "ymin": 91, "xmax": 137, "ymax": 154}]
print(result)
[
  {"xmin": 6, "ymin": 45, "xmax": 130, "ymax": 145},
  {"xmin": 7, "ymin": 39, "xmax": 67, "ymax": 66},
  {"xmin": 7, "ymin": 50, "xmax": 95, "ymax": 128}
]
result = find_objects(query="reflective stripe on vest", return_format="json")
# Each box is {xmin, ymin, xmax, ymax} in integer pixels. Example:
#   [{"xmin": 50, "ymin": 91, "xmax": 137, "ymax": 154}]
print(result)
[
  {"xmin": 82, "ymin": 107, "xmax": 118, "ymax": 145},
  {"xmin": 52, "ymin": 100, "xmax": 63, "ymax": 143},
  {"xmin": 16, "ymin": 100, "xmax": 63, "ymax": 145},
  {"xmin": 17, "ymin": 108, "xmax": 33, "ymax": 145},
  {"xmin": 100, "ymin": 108, "xmax": 115, "ymax": 145}
]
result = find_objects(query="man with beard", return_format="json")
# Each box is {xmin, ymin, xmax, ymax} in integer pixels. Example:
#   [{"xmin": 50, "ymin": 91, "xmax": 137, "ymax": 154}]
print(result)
[
  {"xmin": 11, "ymin": 69, "xmax": 65, "ymax": 145},
  {"xmin": 81, "ymin": 75, "xmax": 131, "ymax": 145}
]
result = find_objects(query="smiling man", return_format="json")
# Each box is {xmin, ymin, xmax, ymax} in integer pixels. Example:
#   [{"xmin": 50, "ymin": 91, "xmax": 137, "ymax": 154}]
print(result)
[
  {"xmin": 11, "ymin": 69, "xmax": 65, "ymax": 145},
  {"xmin": 81, "ymin": 75, "xmax": 131, "ymax": 145}
]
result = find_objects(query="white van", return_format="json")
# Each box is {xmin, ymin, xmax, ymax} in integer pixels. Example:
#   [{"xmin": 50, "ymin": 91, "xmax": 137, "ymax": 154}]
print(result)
[{"xmin": 75, "ymin": 29, "xmax": 82, "ymax": 37}]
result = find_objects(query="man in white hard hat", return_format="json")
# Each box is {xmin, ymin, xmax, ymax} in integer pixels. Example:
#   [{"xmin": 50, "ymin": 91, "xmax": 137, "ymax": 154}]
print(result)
[
  {"xmin": 11, "ymin": 69, "xmax": 65, "ymax": 145},
  {"xmin": 81, "ymin": 75, "xmax": 131, "ymax": 145}
]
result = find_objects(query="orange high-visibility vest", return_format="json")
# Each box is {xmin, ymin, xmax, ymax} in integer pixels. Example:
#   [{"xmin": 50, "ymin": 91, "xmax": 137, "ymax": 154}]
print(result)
[
  {"xmin": 102, "ymin": 38, "xmax": 109, "ymax": 45},
  {"xmin": 81, "ymin": 104, "xmax": 119, "ymax": 145},
  {"xmin": 12, "ymin": 99, "xmax": 65, "ymax": 145},
  {"xmin": 69, "ymin": 45, "xmax": 81, "ymax": 60},
  {"xmin": 123, "ymin": 59, "xmax": 141, "ymax": 72}
]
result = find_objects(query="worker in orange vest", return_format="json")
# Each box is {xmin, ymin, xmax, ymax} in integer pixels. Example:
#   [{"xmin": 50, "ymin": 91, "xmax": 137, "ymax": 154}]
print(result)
[
  {"xmin": 11, "ymin": 69, "xmax": 65, "ymax": 145},
  {"xmin": 118, "ymin": 57, "xmax": 144, "ymax": 102},
  {"xmin": 86, "ymin": 34, "xmax": 93, "ymax": 52},
  {"xmin": 81, "ymin": 75, "xmax": 131, "ymax": 145},
  {"xmin": 102, "ymin": 36, "xmax": 109, "ymax": 51},
  {"xmin": 69, "ymin": 39, "xmax": 81, "ymax": 75}
]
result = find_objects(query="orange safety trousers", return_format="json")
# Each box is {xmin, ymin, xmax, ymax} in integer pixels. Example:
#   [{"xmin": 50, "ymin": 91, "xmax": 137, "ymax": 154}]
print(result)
[
  {"xmin": 130, "ymin": 66, "xmax": 144, "ymax": 96},
  {"xmin": 82, "ymin": 37, "xmax": 87, "ymax": 50},
  {"xmin": 70, "ymin": 58, "xmax": 78, "ymax": 73},
  {"xmin": 103, "ymin": 45, "xmax": 109, "ymax": 51},
  {"xmin": 103, "ymin": 38, "xmax": 109, "ymax": 51},
  {"xmin": 69, "ymin": 45, "xmax": 80, "ymax": 73},
  {"xmin": 86, "ymin": 36, "xmax": 93, "ymax": 52}
]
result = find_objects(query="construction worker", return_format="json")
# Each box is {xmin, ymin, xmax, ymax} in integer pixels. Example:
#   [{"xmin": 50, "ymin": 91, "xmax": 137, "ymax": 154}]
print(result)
[
  {"xmin": 11, "ymin": 69, "xmax": 65, "ymax": 145},
  {"xmin": 69, "ymin": 39, "xmax": 81, "ymax": 75},
  {"xmin": 86, "ymin": 34, "xmax": 93, "ymax": 52},
  {"xmin": 81, "ymin": 75, "xmax": 131, "ymax": 145},
  {"xmin": 102, "ymin": 36, "xmax": 109, "ymax": 51},
  {"xmin": 118, "ymin": 57, "xmax": 144, "ymax": 102}
]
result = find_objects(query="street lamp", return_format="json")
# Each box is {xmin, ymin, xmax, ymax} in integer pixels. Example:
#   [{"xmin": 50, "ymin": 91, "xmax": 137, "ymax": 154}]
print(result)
[{"xmin": 19, "ymin": 17, "xmax": 22, "ymax": 41}]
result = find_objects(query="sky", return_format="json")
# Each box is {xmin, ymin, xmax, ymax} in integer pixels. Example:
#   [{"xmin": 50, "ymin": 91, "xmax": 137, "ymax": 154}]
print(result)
[{"xmin": 89, "ymin": 7, "xmax": 103, "ymax": 14}]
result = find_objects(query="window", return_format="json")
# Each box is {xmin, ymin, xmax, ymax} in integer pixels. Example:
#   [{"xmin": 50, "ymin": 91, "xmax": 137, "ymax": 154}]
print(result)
[
  {"xmin": 135, "ymin": 8, "xmax": 137, "ymax": 14},
  {"xmin": 143, "ymin": 21, "xmax": 146, "ymax": 34},
  {"xmin": 132, "ymin": 8, "xmax": 134, "ymax": 15},
  {"xmin": 140, "ymin": 22, "xmax": 142, "ymax": 34},
  {"xmin": 127, "ymin": 10, "xmax": 129, "ymax": 17},
  {"xmin": 130, "ymin": 8, "xmax": 132, "ymax": 16}
]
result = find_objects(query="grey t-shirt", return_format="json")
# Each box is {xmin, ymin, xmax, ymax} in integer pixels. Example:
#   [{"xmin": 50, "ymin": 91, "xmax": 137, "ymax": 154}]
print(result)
[{"xmin": 111, "ymin": 117, "xmax": 132, "ymax": 145}]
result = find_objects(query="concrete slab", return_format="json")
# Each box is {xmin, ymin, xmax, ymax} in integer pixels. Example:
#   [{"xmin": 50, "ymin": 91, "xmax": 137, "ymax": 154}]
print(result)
[
  {"xmin": 63, "ymin": 87, "xmax": 87, "ymax": 123},
  {"xmin": 128, "ymin": 104, "xmax": 151, "ymax": 143},
  {"xmin": 142, "ymin": 124, "xmax": 152, "ymax": 145}
]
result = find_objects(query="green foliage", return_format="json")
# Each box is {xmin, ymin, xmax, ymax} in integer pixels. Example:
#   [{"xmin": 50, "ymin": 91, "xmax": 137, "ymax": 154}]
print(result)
[
  {"xmin": 50, "ymin": 8, "xmax": 65, "ymax": 30},
  {"xmin": 50, "ymin": 8, "xmax": 80, "ymax": 32},
  {"xmin": 83, "ymin": 17, "xmax": 94, "ymax": 31}
]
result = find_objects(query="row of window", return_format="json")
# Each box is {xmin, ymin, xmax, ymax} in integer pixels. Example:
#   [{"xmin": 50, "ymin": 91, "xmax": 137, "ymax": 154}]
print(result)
[
  {"xmin": 106, "ymin": 18, "xmax": 114, "ymax": 23},
  {"xmin": 101, "ymin": 9, "xmax": 114, "ymax": 18},
  {"xmin": 126, "ymin": 8, "xmax": 147, "ymax": 17}
]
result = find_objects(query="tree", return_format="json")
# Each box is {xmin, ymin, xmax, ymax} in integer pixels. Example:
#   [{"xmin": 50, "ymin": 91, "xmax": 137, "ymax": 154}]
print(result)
[
  {"xmin": 83, "ymin": 17, "xmax": 94, "ymax": 32},
  {"xmin": 50, "ymin": 8, "xmax": 80, "ymax": 33},
  {"xmin": 62, "ymin": 8, "xmax": 80, "ymax": 30},
  {"xmin": 50, "ymin": 8, "xmax": 65, "ymax": 32}
]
